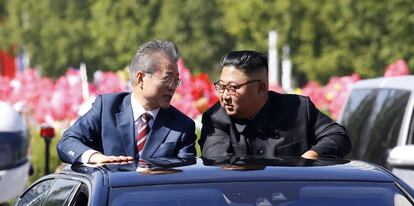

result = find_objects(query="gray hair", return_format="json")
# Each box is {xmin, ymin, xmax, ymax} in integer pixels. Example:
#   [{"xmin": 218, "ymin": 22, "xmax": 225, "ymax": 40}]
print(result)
[{"xmin": 130, "ymin": 40, "xmax": 179, "ymax": 82}]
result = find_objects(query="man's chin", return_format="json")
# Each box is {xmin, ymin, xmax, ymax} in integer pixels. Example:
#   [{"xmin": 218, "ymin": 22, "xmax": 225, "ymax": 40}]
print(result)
[
  {"xmin": 160, "ymin": 103, "xmax": 171, "ymax": 109},
  {"xmin": 225, "ymin": 109, "xmax": 237, "ymax": 117},
  {"xmin": 226, "ymin": 109, "xmax": 250, "ymax": 119}
]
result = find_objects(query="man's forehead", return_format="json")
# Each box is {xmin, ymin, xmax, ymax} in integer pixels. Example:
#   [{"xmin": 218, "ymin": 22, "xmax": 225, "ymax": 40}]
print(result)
[
  {"xmin": 222, "ymin": 65, "xmax": 267, "ymax": 78},
  {"xmin": 161, "ymin": 70, "xmax": 179, "ymax": 76},
  {"xmin": 155, "ymin": 64, "xmax": 179, "ymax": 76},
  {"xmin": 221, "ymin": 65, "xmax": 246, "ymax": 75},
  {"xmin": 220, "ymin": 66, "xmax": 251, "ymax": 82}
]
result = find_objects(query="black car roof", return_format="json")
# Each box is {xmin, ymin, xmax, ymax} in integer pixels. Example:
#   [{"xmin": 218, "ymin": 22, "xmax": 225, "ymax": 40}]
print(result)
[{"xmin": 60, "ymin": 156, "xmax": 397, "ymax": 188}]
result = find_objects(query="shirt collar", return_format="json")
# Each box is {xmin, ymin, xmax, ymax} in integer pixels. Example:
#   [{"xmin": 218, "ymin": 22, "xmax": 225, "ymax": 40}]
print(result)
[{"xmin": 131, "ymin": 92, "xmax": 160, "ymax": 121}]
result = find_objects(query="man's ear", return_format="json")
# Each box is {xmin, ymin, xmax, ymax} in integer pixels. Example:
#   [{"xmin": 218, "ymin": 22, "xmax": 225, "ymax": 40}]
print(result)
[
  {"xmin": 258, "ymin": 81, "xmax": 267, "ymax": 95},
  {"xmin": 136, "ymin": 72, "xmax": 145, "ymax": 87}
]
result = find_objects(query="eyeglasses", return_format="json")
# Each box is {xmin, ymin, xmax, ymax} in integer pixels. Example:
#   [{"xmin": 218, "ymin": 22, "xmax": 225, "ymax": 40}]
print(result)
[
  {"xmin": 213, "ymin": 80, "xmax": 261, "ymax": 95},
  {"xmin": 145, "ymin": 73, "xmax": 182, "ymax": 88}
]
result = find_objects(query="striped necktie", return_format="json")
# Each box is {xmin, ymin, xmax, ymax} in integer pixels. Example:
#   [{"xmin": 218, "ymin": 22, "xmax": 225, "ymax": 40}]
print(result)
[{"xmin": 136, "ymin": 113, "xmax": 152, "ymax": 155}]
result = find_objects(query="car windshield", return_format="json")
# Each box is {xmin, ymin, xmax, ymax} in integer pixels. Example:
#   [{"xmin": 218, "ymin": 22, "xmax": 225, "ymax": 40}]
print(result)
[
  {"xmin": 109, "ymin": 181, "xmax": 412, "ymax": 206},
  {"xmin": 340, "ymin": 88, "xmax": 411, "ymax": 166},
  {"xmin": 0, "ymin": 131, "xmax": 29, "ymax": 169}
]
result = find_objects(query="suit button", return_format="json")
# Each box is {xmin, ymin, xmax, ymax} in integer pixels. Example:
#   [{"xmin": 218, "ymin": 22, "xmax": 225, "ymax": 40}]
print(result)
[{"xmin": 258, "ymin": 148, "xmax": 265, "ymax": 155}]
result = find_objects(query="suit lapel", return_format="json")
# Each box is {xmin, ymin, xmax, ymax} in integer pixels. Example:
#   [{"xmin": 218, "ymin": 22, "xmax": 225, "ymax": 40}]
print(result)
[
  {"xmin": 253, "ymin": 92, "xmax": 281, "ymax": 133},
  {"xmin": 141, "ymin": 108, "xmax": 171, "ymax": 158},
  {"xmin": 115, "ymin": 94, "xmax": 135, "ymax": 157}
]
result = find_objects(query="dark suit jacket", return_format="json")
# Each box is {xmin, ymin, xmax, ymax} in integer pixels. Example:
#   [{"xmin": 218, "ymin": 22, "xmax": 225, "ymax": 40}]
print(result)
[
  {"xmin": 57, "ymin": 92, "xmax": 196, "ymax": 164},
  {"xmin": 199, "ymin": 91, "xmax": 351, "ymax": 158}
]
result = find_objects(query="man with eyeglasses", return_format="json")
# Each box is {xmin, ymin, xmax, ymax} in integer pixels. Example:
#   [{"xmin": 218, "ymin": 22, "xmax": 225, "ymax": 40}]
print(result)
[
  {"xmin": 199, "ymin": 50, "xmax": 351, "ymax": 160},
  {"xmin": 57, "ymin": 40, "xmax": 196, "ymax": 164}
]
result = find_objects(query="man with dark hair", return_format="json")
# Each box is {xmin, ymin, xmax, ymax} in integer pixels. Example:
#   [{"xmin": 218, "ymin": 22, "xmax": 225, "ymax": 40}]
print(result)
[
  {"xmin": 199, "ymin": 50, "xmax": 351, "ymax": 159},
  {"xmin": 58, "ymin": 40, "xmax": 196, "ymax": 164}
]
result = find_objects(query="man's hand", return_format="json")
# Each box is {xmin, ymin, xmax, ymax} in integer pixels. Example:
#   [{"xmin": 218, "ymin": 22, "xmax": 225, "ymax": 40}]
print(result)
[
  {"xmin": 301, "ymin": 150, "xmax": 319, "ymax": 160},
  {"xmin": 88, "ymin": 152, "xmax": 133, "ymax": 164}
]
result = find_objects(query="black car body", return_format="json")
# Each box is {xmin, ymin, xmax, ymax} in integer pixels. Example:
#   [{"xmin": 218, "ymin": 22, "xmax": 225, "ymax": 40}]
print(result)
[{"xmin": 14, "ymin": 156, "xmax": 414, "ymax": 206}]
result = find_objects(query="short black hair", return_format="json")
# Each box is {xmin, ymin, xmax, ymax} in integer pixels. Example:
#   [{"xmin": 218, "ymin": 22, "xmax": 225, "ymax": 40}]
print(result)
[{"xmin": 220, "ymin": 50, "xmax": 268, "ymax": 74}]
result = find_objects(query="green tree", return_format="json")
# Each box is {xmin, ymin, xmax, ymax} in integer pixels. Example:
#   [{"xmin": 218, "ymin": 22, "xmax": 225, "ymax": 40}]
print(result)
[
  {"xmin": 0, "ymin": 0, "xmax": 11, "ymax": 52},
  {"xmin": 152, "ymin": 0, "xmax": 234, "ymax": 75},
  {"xmin": 5, "ymin": 0, "xmax": 95, "ymax": 77},
  {"xmin": 85, "ymin": 0, "xmax": 160, "ymax": 75},
  {"xmin": 220, "ymin": 0, "xmax": 414, "ymax": 84},
  {"xmin": 2, "ymin": 0, "xmax": 232, "ymax": 78},
  {"xmin": 3, "ymin": 0, "xmax": 414, "ymax": 82},
  {"xmin": 219, "ymin": 0, "xmax": 355, "ymax": 83},
  {"xmin": 349, "ymin": 0, "xmax": 414, "ymax": 77}
]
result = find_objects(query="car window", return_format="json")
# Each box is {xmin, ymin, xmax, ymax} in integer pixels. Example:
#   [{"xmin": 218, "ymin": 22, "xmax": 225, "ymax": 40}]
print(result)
[
  {"xmin": 71, "ymin": 184, "xmax": 89, "ymax": 206},
  {"xmin": 409, "ymin": 109, "xmax": 414, "ymax": 144},
  {"xmin": 14, "ymin": 179, "xmax": 54, "ymax": 206},
  {"xmin": 341, "ymin": 89, "xmax": 377, "ymax": 158},
  {"xmin": 341, "ymin": 88, "xmax": 411, "ymax": 166},
  {"xmin": 43, "ymin": 179, "xmax": 81, "ymax": 206},
  {"xmin": 109, "ymin": 182, "xmax": 413, "ymax": 206}
]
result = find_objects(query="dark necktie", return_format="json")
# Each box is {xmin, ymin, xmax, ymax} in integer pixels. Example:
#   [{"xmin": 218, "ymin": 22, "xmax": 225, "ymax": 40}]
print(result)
[{"xmin": 136, "ymin": 113, "xmax": 151, "ymax": 155}]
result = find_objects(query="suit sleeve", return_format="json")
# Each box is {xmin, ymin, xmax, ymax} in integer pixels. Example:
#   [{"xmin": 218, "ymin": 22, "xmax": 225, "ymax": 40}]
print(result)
[
  {"xmin": 57, "ymin": 96, "xmax": 103, "ymax": 164},
  {"xmin": 199, "ymin": 112, "xmax": 231, "ymax": 158},
  {"xmin": 307, "ymin": 97, "xmax": 352, "ymax": 158},
  {"xmin": 177, "ymin": 119, "xmax": 197, "ymax": 158}
]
